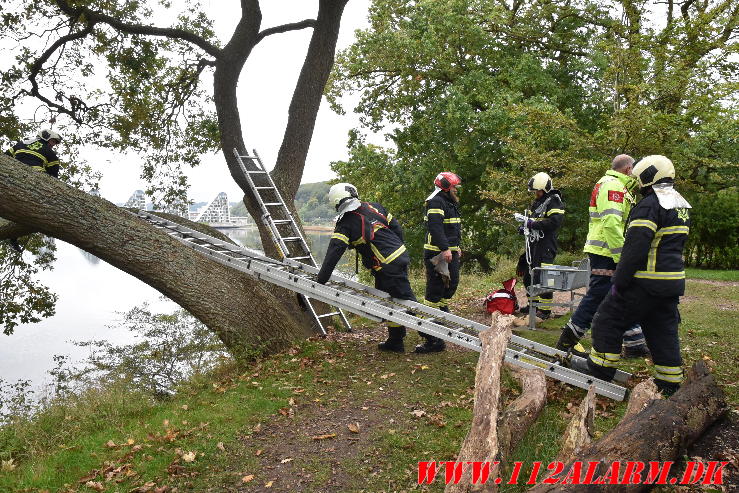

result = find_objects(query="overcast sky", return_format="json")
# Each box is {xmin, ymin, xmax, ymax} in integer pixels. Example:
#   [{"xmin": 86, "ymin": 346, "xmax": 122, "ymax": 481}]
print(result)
[{"xmin": 93, "ymin": 0, "xmax": 372, "ymax": 205}]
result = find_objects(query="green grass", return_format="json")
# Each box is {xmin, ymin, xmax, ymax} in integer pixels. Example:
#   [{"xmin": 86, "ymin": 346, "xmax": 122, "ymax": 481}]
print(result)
[
  {"xmin": 686, "ymin": 267, "xmax": 739, "ymax": 282},
  {"xmin": 1, "ymin": 268, "xmax": 736, "ymax": 492}
]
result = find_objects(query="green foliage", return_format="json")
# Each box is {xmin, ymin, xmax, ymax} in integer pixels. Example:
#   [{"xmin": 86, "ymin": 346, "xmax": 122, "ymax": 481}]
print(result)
[
  {"xmin": 685, "ymin": 188, "xmax": 739, "ymax": 269},
  {"xmin": 328, "ymin": 0, "xmax": 739, "ymax": 269},
  {"xmin": 0, "ymin": 1, "xmax": 221, "ymax": 206},
  {"xmin": 0, "ymin": 235, "xmax": 57, "ymax": 335}
]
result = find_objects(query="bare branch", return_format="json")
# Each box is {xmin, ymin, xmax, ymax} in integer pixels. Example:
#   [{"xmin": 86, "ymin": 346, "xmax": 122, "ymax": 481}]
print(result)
[
  {"xmin": 53, "ymin": 0, "xmax": 221, "ymax": 58},
  {"xmin": 256, "ymin": 19, "xmax": 317, "ymax": 43}
]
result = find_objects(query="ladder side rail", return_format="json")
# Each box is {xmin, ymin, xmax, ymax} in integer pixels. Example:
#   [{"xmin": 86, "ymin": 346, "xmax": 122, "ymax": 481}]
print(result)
[
  {"xmin": 232, "ymin": 150, "xmax": 292, "ymax": 259},
  {"xmin": 251, "ymin": 149, "xmax": 316, "ymax": 266}
]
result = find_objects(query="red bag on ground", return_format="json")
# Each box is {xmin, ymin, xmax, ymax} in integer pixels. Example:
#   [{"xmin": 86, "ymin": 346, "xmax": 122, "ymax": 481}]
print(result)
[{"xmin": 484, "ymin": 278, "xmax": 519, "ymax": 315}]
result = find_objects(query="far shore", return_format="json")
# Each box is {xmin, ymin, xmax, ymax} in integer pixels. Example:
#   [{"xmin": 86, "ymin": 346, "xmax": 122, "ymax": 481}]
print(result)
[{"xmin": 303, "ymin": 224, "xmax": 333, "ymax": 232}]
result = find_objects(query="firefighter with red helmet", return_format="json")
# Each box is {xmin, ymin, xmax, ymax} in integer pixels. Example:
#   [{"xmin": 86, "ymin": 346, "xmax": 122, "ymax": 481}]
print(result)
[
  {"xmin": 416, "ymin": 171, "xmax": 462, "ymax": 353},
  {"xmin": 317, "ymin": 183, "xmax": 417, "ymax": 352},
  {"xmin": 569, "ymin": 155, "xmax": 690, "ymax": 396}
]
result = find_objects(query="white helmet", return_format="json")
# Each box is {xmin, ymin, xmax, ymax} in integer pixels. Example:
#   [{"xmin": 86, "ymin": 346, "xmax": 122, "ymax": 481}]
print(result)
[
  {"xmin": 328, "ymin": 183, "xmax": 358, "ymax": 208},
  {"xmin": 37, "ymin": 128, "xmax": 62, "ymax": 143},
  {"xmin": 632, "ymin": 155, "xmax": 675, "ymax": 188},
  {"xmin": 527, "ymin": 172, "xmax": 552, "ymax": 192}
]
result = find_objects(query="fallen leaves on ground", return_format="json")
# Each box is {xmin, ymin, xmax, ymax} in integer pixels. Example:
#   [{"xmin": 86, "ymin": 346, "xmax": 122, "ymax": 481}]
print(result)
[
  {"xmin": 311, "ymin": 434, "xmax": 336, "ymax": 440},
  {"xmin": 347, "ymin": 422, "xmax": 360, "ymax": 433},
  {"xmin": 1, "ymin": 458, "xmax": 16, "ymax": 472},
  {"xmin": 242, "ymin": 474, "xmax": 254, "ymax": 483}
]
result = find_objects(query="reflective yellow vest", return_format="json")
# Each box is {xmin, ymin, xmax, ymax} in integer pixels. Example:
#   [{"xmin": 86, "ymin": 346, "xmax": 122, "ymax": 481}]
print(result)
[{"xmin": 583, "ymin": 170, "xmax": 636, "ymax": 263}]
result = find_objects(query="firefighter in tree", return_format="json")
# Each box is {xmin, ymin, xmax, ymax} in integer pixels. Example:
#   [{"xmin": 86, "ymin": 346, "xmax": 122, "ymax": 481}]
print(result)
[
  {"xmin": 317, "ymin": 183, "xmax": 416, "ymax": 352},
  {"xmin": 556, "ymin": 155, "xmax": 650, "ymax": 358},
  {"xmin": 515, "ymin": 172, "xmax": 565, "ymax": 319},
  {"xmin": 416, "ymin": 172, "xmax": 462, "ymax": 354},
  {"xmin": 570, "ymin": 155, "xmax": 690, "ymax": 396},
  {"xmin": 4, "ymin": 128, "xmax": 63, "ymax": 252}
]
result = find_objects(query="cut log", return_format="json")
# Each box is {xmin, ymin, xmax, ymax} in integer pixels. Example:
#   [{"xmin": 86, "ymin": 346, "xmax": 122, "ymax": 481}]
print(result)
[
  {"xmin": 498, "ymin": 365, "xmax": 547, "ymax": 461},
  {"xmin": 527, "ymin": 361, "xmax": 727, "ymax": 492},
  {"xmin": 445, "ymin": 312, "xmax": 514, "ymax": 493},
  {"xmin": 623, "ymin": 378, "xmax": 662, "ymax": 420},
  {"xmin": 557, "ymin": 385, "xmax": 595, "ymax": 462}
]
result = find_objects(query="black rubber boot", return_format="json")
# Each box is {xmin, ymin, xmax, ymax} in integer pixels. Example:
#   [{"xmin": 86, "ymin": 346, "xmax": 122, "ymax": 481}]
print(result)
[
  {"xmin": 654, "ymin": 379, "xmax": 680, "ymax": 397},
  {"xmin": 622, "ymin": 344, "xmax": 651, "ymax": 359},
  {"xmin": 378, "ymin": 326, "xmax": 406, "ymax": 353},
  {"xmin": 536, "ymin": 309, "xmax": 551, "ymax": 320},
  {"xmin": 556, "ymin": 326, "xmax": 580, "ymax": 352},
  {"xmin": 414, "ymin": 335, "xmax": 446, "ymax": 353}
]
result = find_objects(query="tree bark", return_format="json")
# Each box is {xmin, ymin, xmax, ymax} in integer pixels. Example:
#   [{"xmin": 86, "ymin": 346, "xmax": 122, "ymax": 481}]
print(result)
[
  {"xmin": 557, "ymin": 386, "xmax": 595, "ymax": 463},
  {"xmin": 498, "ymin": 365, "xmax": 547, "ymax": 461},
  {"xmin": 623, "ymin": 378, "xmax": 662, "ymax": 420},
  {"xmin": 527, "ymin": 361, "xmax": 727, "ymax": 492},
  {"xmin": 0, "ymin": 218, "xmax": 35, "ymax": 241},
  {"xmin": 445, "ymin": 312, "xmax": 515, "ymax": 493},
  {"xmin": 0, "ymin": 156, "xmax": 314, "ymax": 357}
]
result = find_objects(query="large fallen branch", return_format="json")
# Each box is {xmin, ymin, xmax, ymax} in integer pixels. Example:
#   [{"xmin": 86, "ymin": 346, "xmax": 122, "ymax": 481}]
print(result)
[
  {"xmin": 557, "ymin": 386, "xmax": 595, "ymax": 462},
  {"xmin": 445, "ymin": 312, "xmax": 514, "ymax": 493},
  {"xmin": 527, "ymin": 361, "xmax": 727, "ymax": 492},
  {"xmin": 498, "ymin": 365, "xmax": 547, "ymax": 462}
]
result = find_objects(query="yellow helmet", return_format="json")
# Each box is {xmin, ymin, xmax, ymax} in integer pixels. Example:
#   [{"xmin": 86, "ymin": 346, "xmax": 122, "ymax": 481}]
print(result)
[
  {"xmin": 633, "ymin": 155, "xmax": 675, "ymax": 188},
  {"xmin": 527, "ymin": 172, "xmax": 552, "ymax": 192}
]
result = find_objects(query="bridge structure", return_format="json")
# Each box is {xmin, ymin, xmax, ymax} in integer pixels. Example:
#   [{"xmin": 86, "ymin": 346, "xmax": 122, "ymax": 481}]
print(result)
[{"xmin": 121, "ymin": 189, "xmax": 252, "ymax": 227}]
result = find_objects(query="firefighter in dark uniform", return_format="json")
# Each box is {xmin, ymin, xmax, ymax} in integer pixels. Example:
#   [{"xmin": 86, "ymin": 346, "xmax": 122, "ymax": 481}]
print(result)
[
  {"xmin": 5, "ymin": 128, "xmax": 63, "ymax": 178},
  {"xmin": 570, "ymin": 155, "xmax": 690, "ymax": 396},
  {"xmin": 515, "ymin": 172, "xmax": 565, "ymax": 319},
  {"xmin": 4, "ymin": 128, "xmax": 63, "ymax": 252},
  {"xmin": 416, "ymin": 172, "xmax": 462, "ymax": 353},
  {"xmin": 317, "ymin": 183, "xmax": 416, "ymax": 352}
]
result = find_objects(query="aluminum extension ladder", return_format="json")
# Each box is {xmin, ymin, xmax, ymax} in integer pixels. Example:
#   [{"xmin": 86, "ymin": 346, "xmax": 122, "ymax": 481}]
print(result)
[
  {"xmin": 134, "ymin": 210, "xmax": 631, "ymax": 401},
  {"xmin": 232, "ymin": 148, "xmax": 351, "ymax": 335}
]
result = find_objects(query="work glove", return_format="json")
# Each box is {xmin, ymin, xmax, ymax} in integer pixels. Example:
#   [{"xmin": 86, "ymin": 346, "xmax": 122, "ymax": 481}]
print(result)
[
  {"xmin": 513, "ymin": 213, "xmax": 526, "ymax": 223},
  {"xmin": 430, "ymin": 252, "xmax": 451, "ymax": 288},
  {"xmin": 517, "ymin": 226, "xmax": 525, "ymax": 235},
  {"xmin": 610, "ymin": 284, "xmax": 618, "ymax": 298}
]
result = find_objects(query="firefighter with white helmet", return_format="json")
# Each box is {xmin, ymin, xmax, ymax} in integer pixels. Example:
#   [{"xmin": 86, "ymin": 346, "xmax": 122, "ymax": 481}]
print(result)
[
  {"xmin": 5, "ymin": 128, "xmax": 63, "ymax": 178},
  {"xmin": 570, "ymin": 155, "xmax": 691, "ymax": 396},
  {"xmin": 4, "ymin": 128, "xmax": 64, "ymax": 252},
  {"xmin": 514, "ymin": 172, "xmax": 565, "ymax": 319},
  {"xmin": 317, "ymin": 183, "xmax": 417, "ymax": 352},
  {"xmin": 416, "ymin": 171, "xmax": 462, "ymax": 353}
]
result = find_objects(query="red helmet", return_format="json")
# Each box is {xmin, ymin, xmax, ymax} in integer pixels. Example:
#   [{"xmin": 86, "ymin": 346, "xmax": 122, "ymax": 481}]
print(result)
[{"xmin": 434, "ymin": 172, "xmax": 462, "ymax": 191}]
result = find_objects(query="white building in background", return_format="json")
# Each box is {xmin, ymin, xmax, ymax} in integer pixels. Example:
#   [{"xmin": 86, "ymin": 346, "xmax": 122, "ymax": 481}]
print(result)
[
  {"xmin": 195, "ymin": 192, "xmax": 230, "ymax": 224},
  {"xmin": 159, "ymin": 201, "xmax": 189, "ymax": 218},
  {"xmin": 124, "ymin": 190, "xmax": 146, "ymax": 210}
]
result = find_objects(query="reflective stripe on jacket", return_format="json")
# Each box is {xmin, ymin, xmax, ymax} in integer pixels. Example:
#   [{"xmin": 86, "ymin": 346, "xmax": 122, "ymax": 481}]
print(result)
[
  {"xmin": 423, "ymin": 191, "xmax": 461, "ymax": 252},
  {"xmin": 583, "ymin": 170, "xmax": 635, "ymax": 263},
  {"xmin": 613, "ymin": 190, "xmax": 690, "ymax": 297}
]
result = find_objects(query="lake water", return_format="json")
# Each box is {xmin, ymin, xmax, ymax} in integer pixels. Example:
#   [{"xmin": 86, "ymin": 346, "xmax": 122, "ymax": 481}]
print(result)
[{"xmin": 0, "ymin": 226, "xmax": 342, "ymax": 391}]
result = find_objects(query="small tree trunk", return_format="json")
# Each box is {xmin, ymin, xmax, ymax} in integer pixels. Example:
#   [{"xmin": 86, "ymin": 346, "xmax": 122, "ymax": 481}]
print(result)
[
  {"xmin": 527, "ymin": 361, "xmax": 727, "ymax": 493},
  {"xmin": 445, "ymin": 312, "xmax": 514, "ymax": 493},
  {"xmin": 498, "ymin": 365, "xmax": 547, "ymax": 461}
]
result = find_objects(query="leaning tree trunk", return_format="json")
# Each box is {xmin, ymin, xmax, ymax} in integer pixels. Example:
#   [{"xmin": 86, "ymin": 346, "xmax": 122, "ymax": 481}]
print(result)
[
  {"xmin": 0, "ymin": 155, "xmax": 314, "ymax": 358},
  {"xmin": 527, "ymin": 361, "xmax": 727, "ymax": 493}
]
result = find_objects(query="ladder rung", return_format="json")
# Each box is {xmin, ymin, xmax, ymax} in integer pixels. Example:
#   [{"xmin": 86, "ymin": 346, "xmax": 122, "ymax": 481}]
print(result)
[
  {"xmin": 318, "ymin": 312, "xmax": 341, "ymax": 318},
  {"xmin": 289, "ymin": 256, "xmax": 311, "ymax": 260},
  {"xmin": 283, "ymin": 237, "xmax": 302, "ymax": 241},
  {"xmin": 264, "ymin": 202, "xmax": 283, "ymax": 206},
  {"xmin": 246, "ymin": 170, "xmax": 267, "ymax": 174},
  {"xmin": 256, "ymin": 186, "xmax": 274, "ymax": 190},
  {"xmin": 238, "ymin": 155, "xmax": 258, "ymax": 160},
  {"xmin": 273, "ymin": 219, "xmax": 292, "ymax": 224}
]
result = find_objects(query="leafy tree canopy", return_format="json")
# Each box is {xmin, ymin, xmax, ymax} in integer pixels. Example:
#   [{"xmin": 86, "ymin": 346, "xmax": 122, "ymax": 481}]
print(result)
[{"xmin": 328, "ymin": 0, "xmax": 738, "ymax": 267}]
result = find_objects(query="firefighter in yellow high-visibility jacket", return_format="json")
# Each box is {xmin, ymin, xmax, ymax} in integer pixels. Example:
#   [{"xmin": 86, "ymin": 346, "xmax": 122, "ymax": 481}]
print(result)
[{"xmin": 556, "ymin": 155, "xmax": 650, "ymax": 358}]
